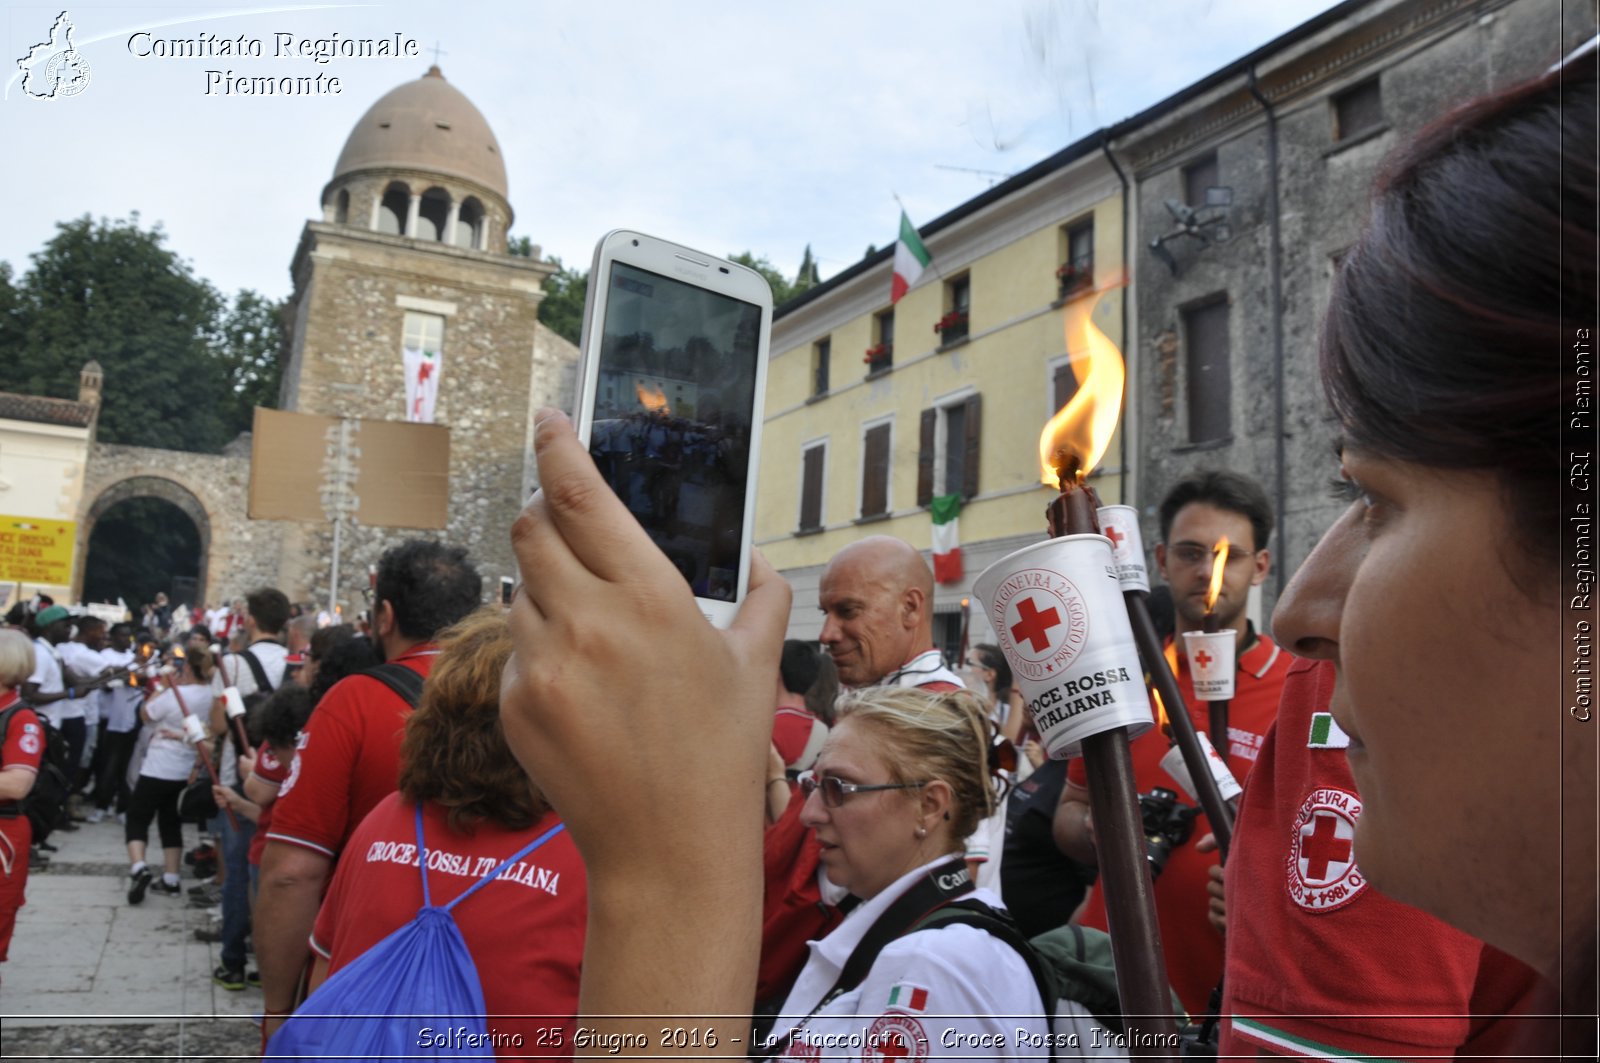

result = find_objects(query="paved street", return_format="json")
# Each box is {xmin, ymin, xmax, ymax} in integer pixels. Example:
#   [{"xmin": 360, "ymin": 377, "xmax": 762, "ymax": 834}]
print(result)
[{"xmin": 0, "ymin": 813, "xmax": 259, "ymax": 1059}]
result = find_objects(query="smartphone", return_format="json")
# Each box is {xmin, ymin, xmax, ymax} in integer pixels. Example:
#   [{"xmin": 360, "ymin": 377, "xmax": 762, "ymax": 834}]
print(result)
[{"xmin": 573, "ymin": 230, "xmax": 772, "ymax": 628}]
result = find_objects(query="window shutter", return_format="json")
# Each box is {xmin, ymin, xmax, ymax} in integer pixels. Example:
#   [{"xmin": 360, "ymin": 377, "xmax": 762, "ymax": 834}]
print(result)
[
  {"xmin": 962, "ymin": 394, "xmax": 982, "ymax": 500},
  {"xmin": 1054, "ymin": 362, "xmax": 1078, "ymax": 412},
  {"xmin": 799, "ymin": 446, "xmax": 824, "ymax": 531},
  {"xmin": 917, "ymin": 408, "xmax": 937, "ymax": 507},
  {"xmin": 862, "ymin": 425, "xmax": 890, "ymax": 518}
]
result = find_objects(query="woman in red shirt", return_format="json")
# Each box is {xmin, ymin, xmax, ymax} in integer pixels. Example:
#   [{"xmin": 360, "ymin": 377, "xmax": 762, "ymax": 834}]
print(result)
[{"xmin": 0, "ymin": 628, "xmax": 46, "ymax": 977}]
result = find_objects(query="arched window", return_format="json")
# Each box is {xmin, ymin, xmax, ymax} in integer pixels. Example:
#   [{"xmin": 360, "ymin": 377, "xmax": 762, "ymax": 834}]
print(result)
[
  {"xmin": 454, "ymin": 197, "xmax": 485, "ymax": 249},
  {"xmin": 377, "ymin": 182, "xmax": 410, "ymax": 235},
  {"xmin": 418, "ymin": 187, "xmax": 451, "ymax": 242},
  {"xmin": 335, "ymin": 189, "xmax": 350, "ymax": 225}
]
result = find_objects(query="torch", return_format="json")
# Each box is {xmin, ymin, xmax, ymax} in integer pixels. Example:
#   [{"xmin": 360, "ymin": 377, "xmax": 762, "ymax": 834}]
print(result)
[
  {"xmin": 1104, "ymin": 514, "xmax": 1238, "ymax": 856},
  {"xmin": 1182, "ymin": 541, "xmax": 1236, "ymax": 759},
  {"xmin": 211, "ymin": 643, "xmax": 254, "ymax": 760},
  {"xmin": 973, "ymin": 293, "xmax": 1177, "ymax": 1048}
]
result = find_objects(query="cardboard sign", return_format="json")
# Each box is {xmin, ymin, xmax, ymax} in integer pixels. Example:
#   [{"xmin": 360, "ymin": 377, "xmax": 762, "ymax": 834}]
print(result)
[{"xmin": 0, "ymin": 514, "xmax": 76, "ymax": 586}]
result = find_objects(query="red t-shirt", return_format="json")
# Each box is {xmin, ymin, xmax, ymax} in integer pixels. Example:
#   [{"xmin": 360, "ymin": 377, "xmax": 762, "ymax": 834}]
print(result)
[
  {"xmin": 311, "ymin": 794, "xmax": 586, "ymax": 1058},
  {"xmin": 267, "ymin": 646, "xmax": 437, "ymax": 858},
  {"xmin": 1221, "ymin": 658, "xmax": 1551, "ymax": 1058},
  {"xmin": 771, "ymin": 702, "xmax": 822, "ymax": 768},
  {"xmin": 247, "ymin": 744, "xmax": 290, "ymax": 866},
  {"xmin": 1, "ymin": 691, "xmax": 44, "ymax": 962},
  {"xmin": 1068, "ymin": 631, "xmax": 1291, "ymax": 1016}
]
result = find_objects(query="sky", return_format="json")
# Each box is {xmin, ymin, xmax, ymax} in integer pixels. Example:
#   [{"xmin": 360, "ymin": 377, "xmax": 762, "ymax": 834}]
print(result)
[{"xmin": 1, "ymin": 0, "xmax": 1343, "ymax": 302}]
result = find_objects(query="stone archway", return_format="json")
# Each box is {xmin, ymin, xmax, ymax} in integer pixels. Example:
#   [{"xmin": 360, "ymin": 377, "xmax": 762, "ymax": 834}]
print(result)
[{"xmin": 81, "ymin": 476, "xmax": 211, "ymax": 606}]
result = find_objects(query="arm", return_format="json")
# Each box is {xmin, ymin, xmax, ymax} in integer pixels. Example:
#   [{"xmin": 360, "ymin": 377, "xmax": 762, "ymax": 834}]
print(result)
[
  {"xmin": 1052, "ymin": 779, "xmax": 1100, "ymax": 866},
  {"xmin": 255, "ymin": 840, "xmax": 332, "ymax": 1039},
  {"xmin": 244, "ymin": 773, "xmax": 280, "ymax": 808},
  {"xmin": 0, "ymin": 765, "xmax": 37, "ymax": 802},
  {"xmin": 20, "ymin": 682, "xmax": 71, "ymax": 706},
  {"xmin": 500, "ymin": 408, "xmax": 789, "ymax": 1058},
  {"xmin": 1000, "ymin": 689, "xmax": 1027, "ymax": 744},
  {"xmin": 765, "ymin": 744, "xmax": 791, "ymax": 824},
  {"xmin": 1196, "ymin": 832, "xmax": 1226, "ymax": 935}
]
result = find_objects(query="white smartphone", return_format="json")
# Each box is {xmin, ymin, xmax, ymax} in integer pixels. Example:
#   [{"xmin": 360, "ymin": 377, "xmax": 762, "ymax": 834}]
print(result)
[{"xmin": 572, "ymin": 230, "xmax": 773, "ymax": 628}]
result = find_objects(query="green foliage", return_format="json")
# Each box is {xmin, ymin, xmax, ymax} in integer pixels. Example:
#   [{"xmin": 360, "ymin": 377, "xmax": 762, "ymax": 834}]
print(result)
[
  {"xmin": 536, "ymin": 256, "xmax": 588, "ymax": 346},
  {"xmin": 507, "ymin": 234, "xmax": 535, "ymax": 258},
  {"xmin": 0, "ymin": 214, "xmax": 283, "ymax": 453},
  {"xmin": 214, "ymin": 289, "xmax": 287, "ymax": 442}
]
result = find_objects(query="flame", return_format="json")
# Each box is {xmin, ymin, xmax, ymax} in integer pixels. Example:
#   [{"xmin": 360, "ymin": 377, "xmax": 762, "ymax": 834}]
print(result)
[
  {"xmin": 1204, "ymin": 537, "xmax": 1231, "ymax": 614},
  {"xmin": 173, "ymin": 645, "xmax": 186, "ymax": 659},
  {"xmin": 1039, "ymin": 294, "xmax": 1125, "ymax": 485},
  {"xmin": 635, "ymin": 380, "xmax": 669, "ymax": 414},
  {"xmin": 1153, "ymin": 688, "xmax": 1169, "ymax": 732}
]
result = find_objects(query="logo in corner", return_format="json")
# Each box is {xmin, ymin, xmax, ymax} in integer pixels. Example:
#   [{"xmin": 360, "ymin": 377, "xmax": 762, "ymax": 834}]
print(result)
[
  {"xmin": 1286, "ymin": 787, "xmax": 1366, "ymax": 912},
  {"xmin": 16, "ymin": 11, "xmax": 92, "ymax": 100}
]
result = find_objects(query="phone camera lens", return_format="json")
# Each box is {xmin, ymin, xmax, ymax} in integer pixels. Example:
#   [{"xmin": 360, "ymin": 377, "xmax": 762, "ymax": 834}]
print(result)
[{"xmin": 631, "ymin": 239, "xmax": 639, "ymax": 246}]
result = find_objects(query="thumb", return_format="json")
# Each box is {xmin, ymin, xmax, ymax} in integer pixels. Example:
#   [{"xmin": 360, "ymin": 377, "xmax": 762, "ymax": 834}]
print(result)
[
  {"xmin": 728, "ymin": 550, "xmax": 792, "ymax": 665},
  {"xmin": 1195, "ymin": 831, "xmax": 1218, "ymax": 854}
]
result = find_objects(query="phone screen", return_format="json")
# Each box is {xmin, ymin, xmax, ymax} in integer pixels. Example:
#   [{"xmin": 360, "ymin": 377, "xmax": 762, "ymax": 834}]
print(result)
[{"xmin": 588, "ymin": 260, "xmax": 764, "ymax": 603}]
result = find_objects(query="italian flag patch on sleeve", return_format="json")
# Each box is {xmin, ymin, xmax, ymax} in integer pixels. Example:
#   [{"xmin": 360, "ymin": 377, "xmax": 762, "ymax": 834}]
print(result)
[
  {"xmin": 886, "ymin": 982, "xmax": 930, "ymax": 1013},
  {"xmin": 1307, "ymin": 712, "xmax": 1351, "ymax": 749}
]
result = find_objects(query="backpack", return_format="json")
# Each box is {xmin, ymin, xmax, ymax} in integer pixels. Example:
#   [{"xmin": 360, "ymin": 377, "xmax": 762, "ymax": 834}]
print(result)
[
  {"xmin": 265, "ymin": 804, "xmax": 565, "ymax": 1059},
  {"xmin": 0, "ymin": 703, "xmax": 73, "ymax": 845}
]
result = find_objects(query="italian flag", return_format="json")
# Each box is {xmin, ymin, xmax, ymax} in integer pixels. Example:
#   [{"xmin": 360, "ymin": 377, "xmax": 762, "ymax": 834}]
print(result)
[
  {"xmin": 886, "ymin": 982, "xmax": 930, "ymax": 1013},
  {"xmin": 931, "ymin": 492, "xmax": 962, "ymax": 583},
  {"xmin": 891, "ymin": 210, "xmax": 930, "ymax": 303}
]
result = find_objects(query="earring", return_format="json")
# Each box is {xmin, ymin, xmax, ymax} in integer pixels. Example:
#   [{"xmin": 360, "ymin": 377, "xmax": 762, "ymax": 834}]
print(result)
[{"xmin": 916, "ymin": 826, "xmax": 927, "ymax": 838}]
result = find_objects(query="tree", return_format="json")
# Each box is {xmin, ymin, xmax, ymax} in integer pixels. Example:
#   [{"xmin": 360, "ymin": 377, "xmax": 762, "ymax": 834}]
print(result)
[
  {"xmin": 214, "ymin": 289, "xmax": 287, "ymax": 442},
  {"xmin": 507, "ymin": 234, "xmax": 535, "ymax": 258},
  {"xmin": 3, "ymin": 214, "xmax": 230, "ymax": 452},
  {"xmin": 537, "ymin": 256, "xmax": 587, "ymax": 346},
  {"xmin": 795, "ymin": 245, "xmax": 821, "ymax": 294},
  {"xmin": 729, "ymin": 251, "xmax": 800, "ymax": 306}
]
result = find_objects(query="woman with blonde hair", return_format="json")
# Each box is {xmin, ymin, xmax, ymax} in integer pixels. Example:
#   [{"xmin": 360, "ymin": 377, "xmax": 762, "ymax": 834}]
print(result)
[{"xmin": 763, "ymin": 684, "xmax": 1048, "ymax": 1060}]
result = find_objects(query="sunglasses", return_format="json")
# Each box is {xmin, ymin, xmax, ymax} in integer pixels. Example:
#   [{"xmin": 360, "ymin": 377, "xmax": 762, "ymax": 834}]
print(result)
[{"xmin": 796, "ymin": 770, "xmax": 927, "ymax": 808}]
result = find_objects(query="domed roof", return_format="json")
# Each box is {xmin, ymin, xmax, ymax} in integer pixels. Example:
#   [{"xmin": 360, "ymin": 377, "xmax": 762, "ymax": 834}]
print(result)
[{"xmin": 332, "ymin": 66, "xmax": 507, "ymax": 198}]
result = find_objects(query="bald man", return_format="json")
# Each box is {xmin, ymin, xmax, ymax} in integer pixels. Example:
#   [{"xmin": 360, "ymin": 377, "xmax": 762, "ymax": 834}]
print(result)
[{"xmin": 817, "ymin": 536, "xmax": 962, "ymax": 692}]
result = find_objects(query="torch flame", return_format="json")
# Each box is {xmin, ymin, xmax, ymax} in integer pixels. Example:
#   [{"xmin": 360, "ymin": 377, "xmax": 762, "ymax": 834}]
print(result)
[
  {"xmin": 1152, "ymin": 688, "xmax": 1169, "ymax": 732},
  {"xmin": 1204, "ymin": 537, "xmax": 1231, "ymax": 614},
  {"xmin": 173, "ymin": 645, "xmax": 186, "ymax": 659},
  {"xmin": 1039, "ymin": 293, "xmax": 1125, "ymax": 486},
  {"xmin": 635, "ymin": 380, "xmax": 669, "ymax": 414}
]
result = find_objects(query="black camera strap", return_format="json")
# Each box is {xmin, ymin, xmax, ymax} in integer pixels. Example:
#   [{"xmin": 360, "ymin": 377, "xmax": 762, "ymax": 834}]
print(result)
[{"xmin": 760, "ymin": 856, "xmax": 974, "ymax": 1060}]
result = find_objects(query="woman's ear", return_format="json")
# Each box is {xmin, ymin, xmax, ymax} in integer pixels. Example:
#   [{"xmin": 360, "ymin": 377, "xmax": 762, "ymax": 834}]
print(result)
[{"xmin": 919, "ymin": 778, "xmax": 954, "ymax": 830}]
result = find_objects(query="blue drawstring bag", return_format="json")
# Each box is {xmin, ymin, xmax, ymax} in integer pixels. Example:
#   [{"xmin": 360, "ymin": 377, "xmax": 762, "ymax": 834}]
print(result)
[{"xmin": 266, "ymin": 805, "xmax": 565, "ymax": 1060}]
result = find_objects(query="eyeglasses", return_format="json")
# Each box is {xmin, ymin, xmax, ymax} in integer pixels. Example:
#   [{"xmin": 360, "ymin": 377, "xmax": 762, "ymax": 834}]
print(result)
[
  {"xmin": 1167, "ymin": 544, "xmax": 1255, "ymax": 567},
  {"xmin": 796, "ymin": 770, "xmax": 927, "ymax": 808}
]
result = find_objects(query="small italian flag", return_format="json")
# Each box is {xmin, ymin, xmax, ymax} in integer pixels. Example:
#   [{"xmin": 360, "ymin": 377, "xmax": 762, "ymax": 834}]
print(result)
[
  {"xmin": 891, "ymin": 210, "xmax": 931, "ymax": 303},
  {"xmin": 886, "ymin": 982, "xmax": 930, "ymax": 1013},
  {"xmin": 1307, "ymin": 712, "xmax": 1350, "ymax": 749},
  {"xmin": 931, "ymin": 493, "xmax": 962, "ymax": 583}
]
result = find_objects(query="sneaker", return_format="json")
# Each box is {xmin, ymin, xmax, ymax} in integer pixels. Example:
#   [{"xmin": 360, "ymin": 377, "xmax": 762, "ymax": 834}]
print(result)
[
  {"xmin": 192, "ymin": 859, "xmax": 218, "ymax": 880},
  {"xmin": 37, "ymin": 840, "xmax": 58, "ymax": 853},
  {"xmin": 187, "ymin": 879, "xmax": 216, "ymax": 896},
  {"xmin": 246, "ymin": 969, "xmax": 261, "ymax": 988},
  {"xmin": 85, "ymin": 808, "xmax": 106, "ymax": 824},
  {"xmin": 193, "ymin": 926, "xmax": 224, "ymax": 944},
  {"xmin": 187, "ymin": 883, "xmax": 224, "ymax": 908},
  {"xmin": 128, "ymin": 867, "xmax": 153, "ymax": 905},
  {"xmin": 213, "ymin": 965, "xmax": 246, "ymax": 991},
  {"xmin": 150, "ymin": 879, "xmax": 183, "ymax": 897},
  {"xmin": 185, "ymin": 845, "xmax": 217, "ymax": 867}
]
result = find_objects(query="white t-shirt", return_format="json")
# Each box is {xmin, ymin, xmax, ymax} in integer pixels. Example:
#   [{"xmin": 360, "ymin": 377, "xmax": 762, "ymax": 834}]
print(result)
[
  {"xmin": 57, "ymin": 640, "xmax": 105, "ymax": 724},
  {"xmin": 26, "ymin": 637, "xmax": 65, "ymax": 728},
  {"xmin": 139, "ymin": 685, "xmax": 206, "ymax": 781},
  {"xmin": 214, "ymin": 639, "xmax": 288, "ymax": 786},
  {"xmin": 769, "ymin": 857, "xmax": 1048, "ymax": 1061},
  {"xmin": 99, "ymin": 647, "xmax": 143, "ymax": 733}
]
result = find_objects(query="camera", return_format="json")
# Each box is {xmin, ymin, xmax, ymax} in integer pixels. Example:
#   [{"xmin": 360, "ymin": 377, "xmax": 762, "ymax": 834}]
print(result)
[{"xmin": 1138, "ymin": 787, "xmax": 1200, "ymax": 879}]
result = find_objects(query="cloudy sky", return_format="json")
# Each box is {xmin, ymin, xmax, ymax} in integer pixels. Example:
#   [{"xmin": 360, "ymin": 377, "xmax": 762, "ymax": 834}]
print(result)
[{"xmin": 2, "ymin": 0, "xmax": 1340, "ymax": 301}]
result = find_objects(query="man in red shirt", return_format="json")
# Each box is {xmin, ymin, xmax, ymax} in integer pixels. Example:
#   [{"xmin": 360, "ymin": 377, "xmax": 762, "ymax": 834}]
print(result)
[
  {"xmin": 254, "ymin": 540, "xmax": 481, "ymax": 1036},
  {"xmin": 1054, "ymin": 470, "xmax": 1292, "ymax": 1017},
  {"xmin": 771, "ymin": 640, "xmax": 826, "ymax": 772}
]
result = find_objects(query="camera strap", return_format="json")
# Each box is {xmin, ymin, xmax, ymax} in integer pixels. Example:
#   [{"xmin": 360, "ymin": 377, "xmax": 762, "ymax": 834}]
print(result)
[{"xmin": 760, "ymin": 856, "xmax": 973, "ymax": 1059}]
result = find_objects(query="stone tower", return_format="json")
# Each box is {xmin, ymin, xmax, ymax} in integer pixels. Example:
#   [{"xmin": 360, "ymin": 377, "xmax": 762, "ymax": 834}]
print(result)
[{"xmin": 276, "ymin": 65, "xmax": 577, "ymax": 608}]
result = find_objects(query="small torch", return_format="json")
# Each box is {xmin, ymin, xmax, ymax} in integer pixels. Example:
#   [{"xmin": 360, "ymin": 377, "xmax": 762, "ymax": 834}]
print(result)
[{"xmin": 1182, "ymin": 539, "xmax": 1236, "ymax": 758}]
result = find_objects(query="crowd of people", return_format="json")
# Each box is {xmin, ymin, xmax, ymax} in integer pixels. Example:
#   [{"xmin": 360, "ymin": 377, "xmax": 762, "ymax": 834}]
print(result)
[{"xmin": 0, "ymin": 51, "xmax": 1592, "ymax": 1058}]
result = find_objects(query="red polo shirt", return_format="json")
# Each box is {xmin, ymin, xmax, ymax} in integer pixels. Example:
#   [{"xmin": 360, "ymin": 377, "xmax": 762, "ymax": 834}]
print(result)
[{"xmin": 266, "ymin": 645, "xmax": 437, "ymax": 859}]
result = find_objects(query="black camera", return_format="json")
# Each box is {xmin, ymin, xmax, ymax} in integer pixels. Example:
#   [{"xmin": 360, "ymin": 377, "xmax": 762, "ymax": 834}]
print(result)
[{"xmin": 1138, "ymin": 787, "xmax": 1200, "ymax": 879}]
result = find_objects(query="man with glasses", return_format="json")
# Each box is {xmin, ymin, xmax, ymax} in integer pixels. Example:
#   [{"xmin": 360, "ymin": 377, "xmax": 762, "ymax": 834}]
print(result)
[{"xmin": 1052, "ymin": 470, "xmax": 1293, "ymax": 1018}]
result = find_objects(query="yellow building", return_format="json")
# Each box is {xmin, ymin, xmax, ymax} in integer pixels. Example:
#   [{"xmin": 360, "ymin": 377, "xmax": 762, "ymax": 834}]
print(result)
[{"xmin": 756, "ymin": 138, "xmax": 1128, "ymax": 650}]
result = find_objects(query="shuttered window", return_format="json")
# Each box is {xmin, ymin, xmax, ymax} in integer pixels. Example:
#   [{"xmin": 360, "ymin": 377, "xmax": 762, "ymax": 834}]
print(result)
[{"xmin": 861, "ymin": 423, "xmax": 891, "ymax": 518}]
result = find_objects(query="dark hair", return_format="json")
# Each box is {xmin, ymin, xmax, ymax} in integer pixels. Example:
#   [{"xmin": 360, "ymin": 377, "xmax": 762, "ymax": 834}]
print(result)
[
  {"xmin": 399, "ymin": 608, "xmax": 546, "ymax": 832},
  {"xmin": 779, "ymin": 639, "xmax": 821, "ymax": 696},
  {"xmin": 246, "ymin": 587, "xmax": 291, "ymax": 635},
  {"xmin": 308, "ymin": 622, "xmax": 356, "ymax": 662},
  {"xmin": 250, "ymin": 685, "xmax": 314, "ymax": 749},
  {"xmin": 805, "ymin": 652, "xmax": 841, "ymax": 727},
  {"xmin": 972, "ymin": 643, "xmax": 1013, "ymax": 700},
  {"xmin": 1158, "ymin": 470, "xmax": 1274, "ymax": 553},
  {"xmin": 309, "ymin": 634, "xmax": 381, "ymax": 707},
  {"xmin": 110, "ymin": 622, "xmax": 133, "ymax": 639},
  {"xmin": 77, "ymin": 616, "xmax": 107, "ymax": 633},
  {"xmin": 1321, "ymin": 52, "xmax": 1596, "ymax": 572},
  {"xmin": 375, "ymin": 540, "xmax": 482, "ymax": 641}
]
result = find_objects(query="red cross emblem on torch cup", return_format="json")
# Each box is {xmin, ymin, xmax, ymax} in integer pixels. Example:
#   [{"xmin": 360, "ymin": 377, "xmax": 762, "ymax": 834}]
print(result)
[
  {"xmin": 1104, "ymin": 524, "xmax": 1125, "ymax": 549},
  {"xmin": 1193, "ymin": 649, "xmax": 1214, "ymax": 670}
]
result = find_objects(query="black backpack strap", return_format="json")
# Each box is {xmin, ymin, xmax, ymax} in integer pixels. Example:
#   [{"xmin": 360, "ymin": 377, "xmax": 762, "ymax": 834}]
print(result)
[
  {"xmin": 912, "ymin": 900, "xmax": 1057, "ymax": 1026},
  {"xmin": 239, "ymin": 649, "xmax": 274, "ymax": 694},
  {"xmin": 361, "ymin": 663, "xmax": 426, "ymax": 709}
]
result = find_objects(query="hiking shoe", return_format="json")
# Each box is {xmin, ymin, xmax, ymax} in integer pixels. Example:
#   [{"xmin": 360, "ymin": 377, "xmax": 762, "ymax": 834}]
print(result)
[
  {"xmin": 213, "ymin": 965, "xmax": 246, "ymax": 991},
  {"xmin": 128, "ymin": 867, "xmax": 153, "ymax": 905},
  {"xmin": 150, "ymin": 879, "xmax": 183, "ymax": 897}
]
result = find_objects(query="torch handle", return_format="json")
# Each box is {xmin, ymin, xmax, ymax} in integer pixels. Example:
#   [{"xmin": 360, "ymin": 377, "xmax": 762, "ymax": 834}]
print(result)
[
  {"xmin": 163, "ymin": 678, "xmax": 241, "ymax": 831},
  {"xmin": 1125, "ymin": 591, "xmax": 1235, "ymax": 857},
  {"xmin": 1079, "ymin": 729, "xmax": 1180, "ymax": 1049},
  {"xmin": 1209, "ymin": 701, "xmax": 1231, "ymax": 762}
]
